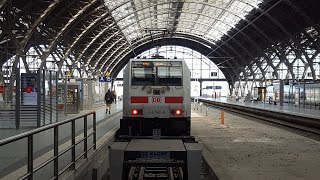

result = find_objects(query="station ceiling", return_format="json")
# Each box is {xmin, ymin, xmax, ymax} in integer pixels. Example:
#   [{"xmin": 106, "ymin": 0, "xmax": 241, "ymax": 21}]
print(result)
[{"xmin": 0, "ymin": 0, "xmax": 319, "ymax": 84}]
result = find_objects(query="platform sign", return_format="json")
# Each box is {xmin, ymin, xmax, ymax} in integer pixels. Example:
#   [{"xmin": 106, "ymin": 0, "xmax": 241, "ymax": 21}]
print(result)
[
  {"xmin": 98, "ymin": 76, "xmax": 111, "ymax": 82},
  {"xmin": 153, "ymin": 129, "xmax": 161, "ymax": 139}
]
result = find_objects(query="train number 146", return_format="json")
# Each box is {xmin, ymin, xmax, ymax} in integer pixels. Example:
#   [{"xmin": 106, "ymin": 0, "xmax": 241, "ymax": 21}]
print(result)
[{"xmin": 152, "ymin": 97, "xmax": 161, "ymax": 103}]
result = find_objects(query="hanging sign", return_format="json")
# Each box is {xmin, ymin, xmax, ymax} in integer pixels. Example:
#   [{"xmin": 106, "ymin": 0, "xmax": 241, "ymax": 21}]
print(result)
[
  {"xmin": 98, "ymin": 76, "xmax": 111, "ymax": 82},
  {"xmin": 65, "ymin": 71, "xmax": 72, "ymax": 77}
]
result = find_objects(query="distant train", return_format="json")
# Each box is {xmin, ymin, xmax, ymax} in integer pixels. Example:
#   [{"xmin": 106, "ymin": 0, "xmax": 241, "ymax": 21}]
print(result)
[
  {"xmin": 117, "ymin": 58, "xmax": 191, "ymax": 137},
  {"xmin": 202, "ymin": 85, "xmax": 222, "ymax": 98},
  {"xmin": 294, "ymin": 83, "xmax": 320, "ymax": 107},
  {"xmin": 258, "ymin": 83, "xmax": 320, "ymax": 107}
]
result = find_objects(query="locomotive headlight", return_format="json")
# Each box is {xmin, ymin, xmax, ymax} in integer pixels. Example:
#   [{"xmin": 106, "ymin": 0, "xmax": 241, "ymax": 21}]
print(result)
[
  {"xmin": 173, "ymin": 109, "xmax": 183, "ymax": 115},
  {"xmin": 131, "ymin": 109, "xmax": 143, "ymax": 115},
  {"xmin": 132, "ymin": 109, "xmax": 138, "ymax": 115}
]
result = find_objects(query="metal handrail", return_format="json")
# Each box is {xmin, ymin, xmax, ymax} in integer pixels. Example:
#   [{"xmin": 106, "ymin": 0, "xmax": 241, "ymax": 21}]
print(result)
[{"xmin": 0, "ymin": 111, "xmax": 97, "ymax": 180}]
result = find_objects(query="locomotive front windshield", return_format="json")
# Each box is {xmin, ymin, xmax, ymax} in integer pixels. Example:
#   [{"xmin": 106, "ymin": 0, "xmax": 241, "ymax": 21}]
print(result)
[{"xmin": 131, "ymin": 61, "xmax": 182, "ymax": 86}]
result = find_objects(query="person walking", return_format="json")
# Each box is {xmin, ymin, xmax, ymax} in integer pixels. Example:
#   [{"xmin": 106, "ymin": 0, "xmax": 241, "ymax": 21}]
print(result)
[{"xmin": 105, "ymin": 89, "xmax": 114, "ymax": 114}]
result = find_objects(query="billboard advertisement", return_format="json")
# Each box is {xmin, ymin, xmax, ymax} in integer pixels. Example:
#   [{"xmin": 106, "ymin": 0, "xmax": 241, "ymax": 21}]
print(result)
[{"xmin": 21, "ymin": 73, "xmax": 38, "ymax": 105}]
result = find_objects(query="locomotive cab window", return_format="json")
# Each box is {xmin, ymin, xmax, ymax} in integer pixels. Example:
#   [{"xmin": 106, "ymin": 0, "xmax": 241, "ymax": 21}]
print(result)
[
  {"xmin": 131, "ymin": 67, "xmax": 154, "ymax": 85},
  {"xmin": 131, "ymin": 61, "xmax": 183, "ymax": 86},
  {"xmin": 157, "ymin": 66, "xmax": 182, "ymax": 86}
]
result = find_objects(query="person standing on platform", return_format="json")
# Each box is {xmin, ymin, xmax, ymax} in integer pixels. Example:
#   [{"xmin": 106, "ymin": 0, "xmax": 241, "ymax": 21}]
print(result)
[
  {"xmin": 112, "ymin": 89, "xmax": 117, "ymax": 104},
  {"xmin": 105, "ymin": 89, "xmax": 114, "ymax": 114}
]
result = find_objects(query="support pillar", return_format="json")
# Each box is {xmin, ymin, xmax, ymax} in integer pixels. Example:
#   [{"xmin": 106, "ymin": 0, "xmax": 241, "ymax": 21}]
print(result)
[
  {"xmin": 303, "ymin": 81, "xmax": 306, "ymax": 108},
  {"xmin": 37, "ymin": 69, "xmax": 41, "ymax": 127},
  {"xmin": 55, "ymin": 72, "xmax": 58, "ymax": 122},
  {"xmin": 15, "ymin": 63, "xmax": 20, "ymax": 129},
  {"xmin": 88, "ymin": 80, "xmax": 93, "ymax": 110},
  {"xmin": 42, "ymin": 69, "xmax": 46, "ymax": 125},
  {"xmin": 199, "ymin": 81, "xmax": 202, "ymax": 97},
  {"xmin": 279, "ymin": 80, "xmax": 284, "ymax": 106},
  {"xmin": 49, "ymin": 71, "xmax": 52, "ymax": 123},
  {"xmin": 64, "ymin": 76, "xmax": 68, "ymax": 116}
]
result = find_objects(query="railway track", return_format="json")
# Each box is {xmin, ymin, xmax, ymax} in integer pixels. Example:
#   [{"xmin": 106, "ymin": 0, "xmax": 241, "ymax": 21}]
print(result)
[
  {"xmin": 197, "ymin": 99, "xmax": 320, "ymax": 137},
  {"xmin": 128, "ymin": 166, "xmax": 184, "ymax": 180}
]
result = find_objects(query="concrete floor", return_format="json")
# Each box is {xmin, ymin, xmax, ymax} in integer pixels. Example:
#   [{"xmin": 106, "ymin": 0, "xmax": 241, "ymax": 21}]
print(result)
[{"xmin": 191, "ymin": 105, "xmax": 320, "ymax": 180}]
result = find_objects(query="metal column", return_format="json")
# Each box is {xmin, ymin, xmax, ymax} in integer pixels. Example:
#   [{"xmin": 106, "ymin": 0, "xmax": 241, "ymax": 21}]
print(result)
[
  {"xmin": 303, "ymin": 81, "xmax": 306, "ymax": 108},
  {"xmin": 55, "ymin": 72, "xmax": 58, "ymax": 122},
  {"xmin": 88, "ymin": 80, "xmax": 93, "ymax": 110},
  {"xmin": 42, "ymin": 69, "xmax": 46, "ymax": 125},
  {"xmin": 49, "ymin": 71, "xmax": 53, "ymax": 123},
  {"xmin": 279, "ymin": 80, "xmax": 284, "ymax": 106},
  {"xmin": 64, "ymin": 77, "xmax": 68, "ymax": 116},
  {"xmin": 37, "ymin": 69, "xmax": 41, "ymax": 127},
  {"xmin": 199, "ymin": 81, "xmax": 202, "ymax": 96},
  {"xmin": 15, "ymin": 63, "xmax": 20, "ymax": 129}
]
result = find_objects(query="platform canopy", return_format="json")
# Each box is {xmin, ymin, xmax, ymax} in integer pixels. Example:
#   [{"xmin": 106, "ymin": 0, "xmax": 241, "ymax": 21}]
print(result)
[{"xmin": 0, "ymin": 0, "xmax": 320, "ymax": 85}]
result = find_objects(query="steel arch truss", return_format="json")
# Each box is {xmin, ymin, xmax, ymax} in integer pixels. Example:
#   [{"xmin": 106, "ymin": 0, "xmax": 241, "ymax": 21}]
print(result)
[
  {"xmin": 1, "ymin": 0, "xmax": 320, "ymax": 98},
  {"xmin": 0, "ymin": 0, "xmax": 131, "ymax": 78}
]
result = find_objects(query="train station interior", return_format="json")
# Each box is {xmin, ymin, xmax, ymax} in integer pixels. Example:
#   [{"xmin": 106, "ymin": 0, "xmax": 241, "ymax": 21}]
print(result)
[{"xmin": 1, "ymin": 0, "xmax": 320, "ymax": 179}]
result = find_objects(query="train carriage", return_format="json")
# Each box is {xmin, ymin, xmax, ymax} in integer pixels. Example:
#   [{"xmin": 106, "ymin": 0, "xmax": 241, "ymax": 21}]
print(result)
[{"xmin": 118, "ymin": 58, "xmax": 191, "ymax": 137}]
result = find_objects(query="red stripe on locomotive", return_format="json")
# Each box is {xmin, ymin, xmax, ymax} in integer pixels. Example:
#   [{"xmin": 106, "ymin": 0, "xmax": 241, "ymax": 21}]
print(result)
[
  {"xmin": 131, "ymin": 96, "xmax": 148, "ymax": 103},
  {"xmin": 165, "ymin": 97, "xmax": 183, "ymax": 103}
]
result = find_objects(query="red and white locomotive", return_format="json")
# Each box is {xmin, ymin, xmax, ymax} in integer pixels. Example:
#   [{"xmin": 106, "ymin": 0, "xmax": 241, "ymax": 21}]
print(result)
[
  {"xmin": 111, "ymin": 58, "xmax": 203, "ymax": 180},
  {"xmin": 118, "ymin": 58, "xmax": 191, "ymax": 137}
]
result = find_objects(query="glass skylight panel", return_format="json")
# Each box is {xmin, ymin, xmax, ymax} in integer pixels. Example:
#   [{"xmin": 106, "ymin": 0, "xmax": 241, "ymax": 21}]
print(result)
[
  {"xmin": 195, "ymin": 3, "xmax": 203, "ymax": 11},
  {"xmin": 224, "ymin": 14, "xmax": 241, "ymax": 24},
  {"xmin": 142, "ymin": 7, "xmax": 151, "ymax": 15},
  {"xmin": 229, "ymin": 1, "xmax": 252, "ymax": 17},
  {"xmin": 127, "ymin": 33, "xmax": 137, "ymax": 41},
  {"xmin": 206, "ymin": 22, "xmax": 226, "ymax": 40},
  {"xmin": 103, "ymin": 0, "xmax": 118, "ymax": 9},
  {"xmin": 217, "ymin": 21, "xmax": 231, "ymax": 32},
  {"xmin": 211, "ymin": 8, "xmax": 223, "ymax": 16},
  {"xmin": 192, "ymin": 29, "xmax": 207, "ymax": 36},
  {"xmin": 103, "ymin": 0, "xmax": 262, "ymax": 45},
  {"xmin": 206, "ymin": 34, "xmax": 218, "ymax": 42},
  {"xmin": 206, "ymin": 31, "xmax": 222, "ymax": 41},
  {"xmin": 134, "ymin": 1, "xmax": 142, "ymax": 9},
  {"xmin": 201, "ymin": 15, "xmax": 211, "ymax": 23}
]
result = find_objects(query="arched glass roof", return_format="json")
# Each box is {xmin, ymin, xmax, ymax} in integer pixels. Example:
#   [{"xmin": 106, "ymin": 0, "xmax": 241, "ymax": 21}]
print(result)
[
  {"xmin": 103, "ymin": 0, "xmax": 262, "ymax": 44},
  {"xmin": 1, "ymin": 0, "xmax": 320, "ymax": 97}
]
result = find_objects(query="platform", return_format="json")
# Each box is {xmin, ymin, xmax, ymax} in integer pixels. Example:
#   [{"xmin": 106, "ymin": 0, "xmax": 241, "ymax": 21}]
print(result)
[
  {"xmin": 0, "ymin": 102, "xmax": 123, "ymax": 140},
  {"xmin": 0, "ymin": 102, "xmax": 123, "ymax": 179},
  {"xmin": 199, "ymin": 97, "xmax": 320, "ymax": 120},
  {"xmin": 191, "ymin": 104, "xmax": 320, "ymax": 180}
]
